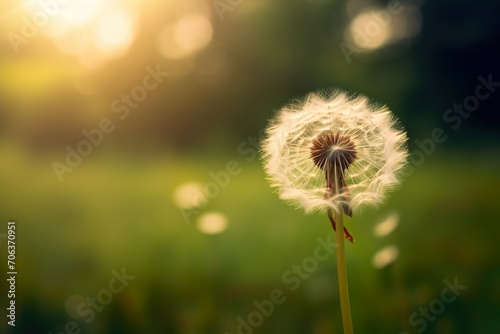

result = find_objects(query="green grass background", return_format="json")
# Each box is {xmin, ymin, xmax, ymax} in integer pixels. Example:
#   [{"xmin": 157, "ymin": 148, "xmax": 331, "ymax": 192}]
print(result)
[{"xmin": 1, "ymin": 143, "xmax": 499, "ymax": 333}]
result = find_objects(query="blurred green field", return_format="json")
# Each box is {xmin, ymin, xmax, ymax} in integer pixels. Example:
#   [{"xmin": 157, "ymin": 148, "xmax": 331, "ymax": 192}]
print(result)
[{"xmin": 1, "ymin": 143, "xmax": 499, "ymax": 334}]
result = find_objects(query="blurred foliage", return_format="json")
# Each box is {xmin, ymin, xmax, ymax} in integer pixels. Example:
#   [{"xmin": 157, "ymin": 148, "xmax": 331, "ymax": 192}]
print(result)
[{"xmin": 0, "ymin": 0, "xmax": 499, "ymax": 333}]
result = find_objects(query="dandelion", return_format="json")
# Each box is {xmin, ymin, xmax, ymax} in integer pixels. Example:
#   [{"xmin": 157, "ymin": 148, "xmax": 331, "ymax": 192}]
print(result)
[
  {"xmin": 261, "ymin": 89, "xmax": 408, "ymax": 240},
  {"xmin": 260, "ymin": 89, "xmax": 408, "ymax": 334}
]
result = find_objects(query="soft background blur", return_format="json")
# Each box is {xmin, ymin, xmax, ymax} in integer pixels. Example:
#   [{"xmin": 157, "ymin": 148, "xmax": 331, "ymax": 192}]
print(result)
[{"xmin": 0, "ymin": 0, "xmax": 499, "ymax": 333}]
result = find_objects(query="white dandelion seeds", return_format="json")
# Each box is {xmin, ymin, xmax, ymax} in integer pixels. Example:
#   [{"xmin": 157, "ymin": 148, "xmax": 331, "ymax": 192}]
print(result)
[{"xmin": 261, "ymin": 89, "xmax": 408, "ymax": 242}]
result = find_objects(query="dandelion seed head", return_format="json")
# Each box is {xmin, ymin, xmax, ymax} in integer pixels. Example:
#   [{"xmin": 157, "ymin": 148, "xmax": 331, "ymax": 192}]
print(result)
[
  {"xmin": 310, "ymin": 132, "xmax": 357, "ymax": 171},
  {"xmin": 261, "ymin": 89, "xmax": 408, "ymax": 215}
]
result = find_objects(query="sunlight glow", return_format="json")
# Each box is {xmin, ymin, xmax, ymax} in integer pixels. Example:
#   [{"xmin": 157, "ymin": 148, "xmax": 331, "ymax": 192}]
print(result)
[
  {"xmin": 95, "ymin": 10, "xmax": 136, "ymax": 57},
  {"xmin": 60, "ymin": 1, "xmax": 102, "ymax": 26},
  {"xmin": 157, "ymin": 13, "xmax": 213, "ymax": 59},
  {"xmin": 23, "ymin": 0, "xmax": 139, "ymax": 68},
  {"xmin": 174, "ymin": 14, "xmax": 212, "ymax": 53},
  {"xmin": 34, "ymin": 0, "xmax": 103, "ymax": 38}
]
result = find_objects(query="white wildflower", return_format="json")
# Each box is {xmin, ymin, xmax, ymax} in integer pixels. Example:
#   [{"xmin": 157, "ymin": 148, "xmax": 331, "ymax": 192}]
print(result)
[{"xmin": 261, "ymin": 89, "xmax": 408, "ymax": 241}]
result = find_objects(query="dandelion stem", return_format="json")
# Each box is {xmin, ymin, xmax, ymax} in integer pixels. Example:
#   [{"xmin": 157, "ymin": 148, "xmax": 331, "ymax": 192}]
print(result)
[{"xmin": 335, "ymin": 212, "xmax": 354, "ymax": 334}]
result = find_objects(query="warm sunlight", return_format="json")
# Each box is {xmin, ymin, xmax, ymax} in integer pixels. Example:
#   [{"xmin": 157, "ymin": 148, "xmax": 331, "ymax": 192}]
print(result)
[
  {"xmin": 95, "ymin": 10, "xmax": 136, "ymax": 58},
  {"xmin": 21, "ymin": 0, "xmax": 139, "ymax": 67}
]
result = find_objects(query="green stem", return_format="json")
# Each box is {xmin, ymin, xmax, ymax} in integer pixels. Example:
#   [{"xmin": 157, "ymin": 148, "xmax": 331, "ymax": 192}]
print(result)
[{"xmin": 335, "ymin": 212, "xmax": 354, "ymax": 334}]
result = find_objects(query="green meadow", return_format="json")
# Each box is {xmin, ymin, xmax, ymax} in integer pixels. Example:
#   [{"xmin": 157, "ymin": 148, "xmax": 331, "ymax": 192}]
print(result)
[{"xmin": 1, "ymin": 144, "xmax": 499, "ymax": 333}]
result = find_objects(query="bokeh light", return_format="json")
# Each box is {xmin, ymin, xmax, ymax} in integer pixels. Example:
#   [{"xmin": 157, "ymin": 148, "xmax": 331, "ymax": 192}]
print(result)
[
  {"xmin": 157, "ymin": 13, "xmax": 213, "ymax": 59},
  {"xmin": 346, "ymin": 9, "xmax": 393, "ymax": 51},
  {"xmin": 344, "ymin": 1, "xmax": 421, "ymax": 53},
  {"xmin": 21, "ymin": 0, "xmax": 139, "ymax": 68},
  {"xmin": 372, "ymin": 245, "xmax": 399, "ymax": 269},
  {"xmin": 196, "ymin": 212, "xmax": 228, "ymax": 234},
  {"xmin": 173, "ymin": 182, "xmax": 207, "ymax": 209},
  {"xmin": 373, "ymin": 212, "xmax": 399, "ymax": 237},
  {"xmin": 95, "ymin": 10, "xmax": 136, "ymax": 58}
]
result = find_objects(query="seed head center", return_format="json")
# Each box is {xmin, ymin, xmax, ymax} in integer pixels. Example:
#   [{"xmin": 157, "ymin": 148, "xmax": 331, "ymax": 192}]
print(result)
[{"xmin": 310, "ymin": 132, "xmax": 357, "ymax": 170}]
